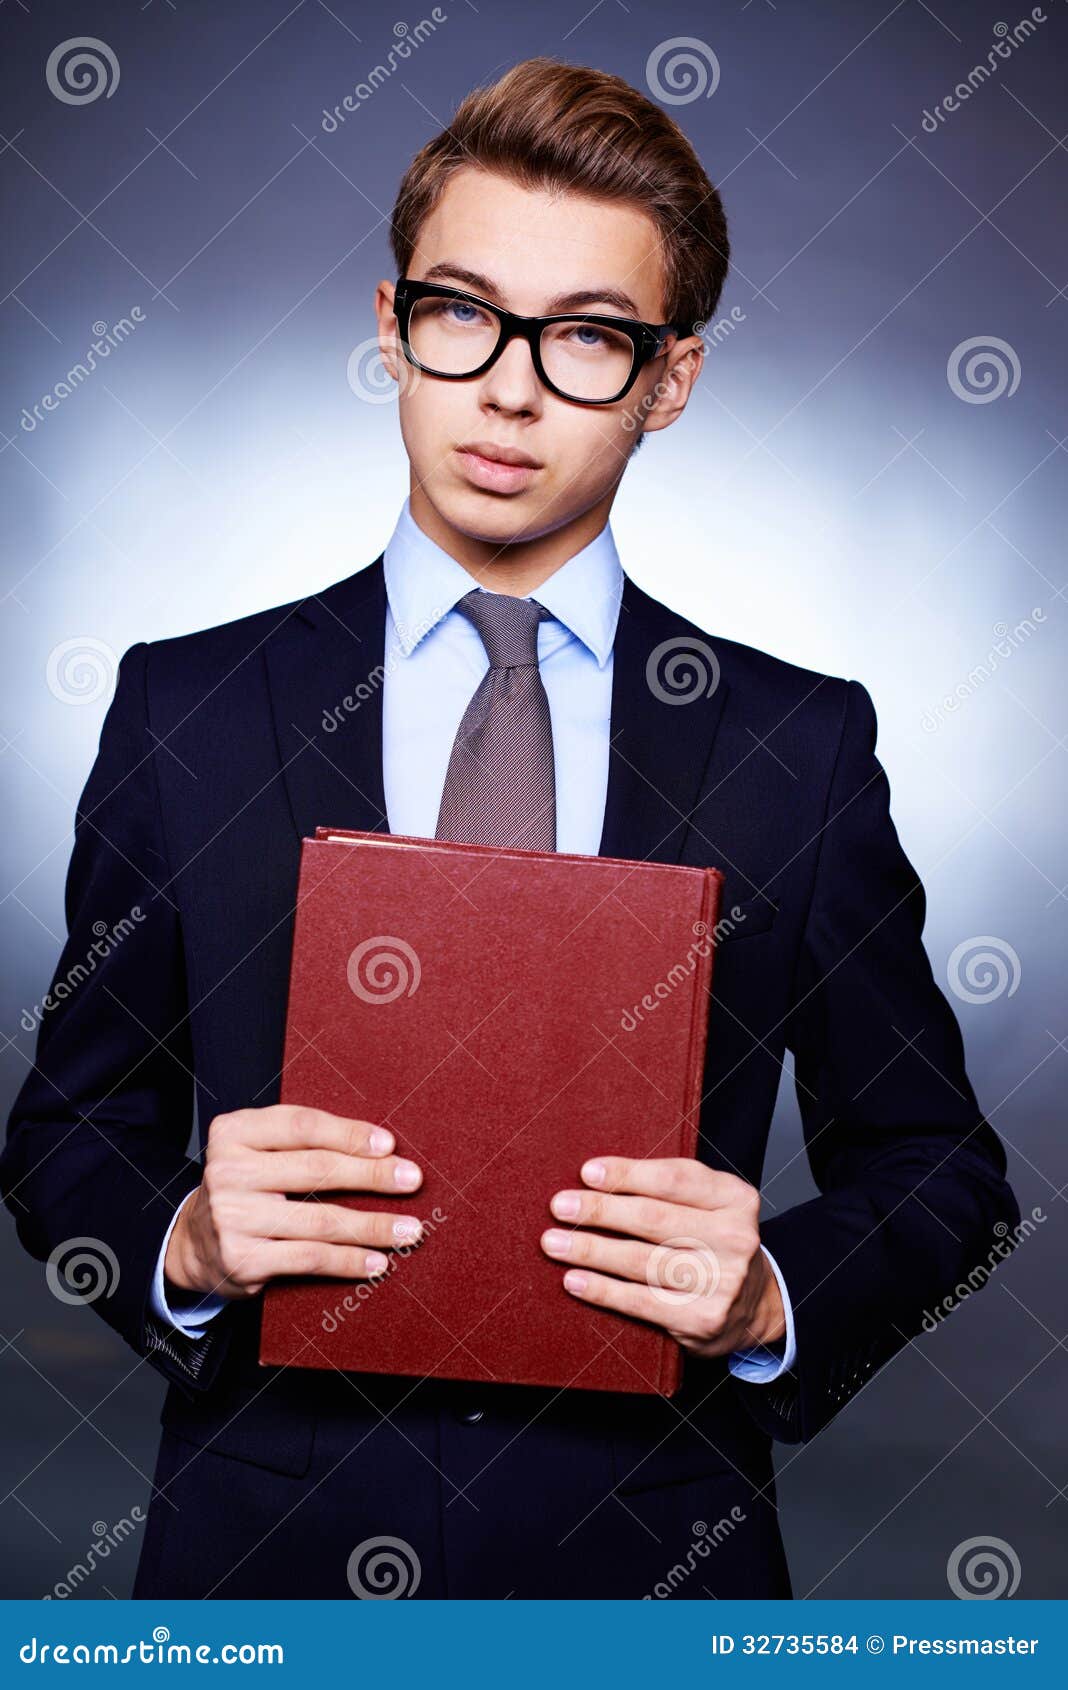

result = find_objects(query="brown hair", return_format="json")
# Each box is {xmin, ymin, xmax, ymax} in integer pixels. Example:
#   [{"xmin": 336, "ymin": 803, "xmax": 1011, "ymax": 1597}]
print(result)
[{"xmin": 389, "ymin": 57, "xmax": 729, "ymax": 331}]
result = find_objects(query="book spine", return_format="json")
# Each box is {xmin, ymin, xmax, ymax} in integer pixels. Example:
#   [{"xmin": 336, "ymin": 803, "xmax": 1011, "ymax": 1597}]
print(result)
[{"xmin": 660, "ymin": 869, "xmax": 722, "ymax": 1395}]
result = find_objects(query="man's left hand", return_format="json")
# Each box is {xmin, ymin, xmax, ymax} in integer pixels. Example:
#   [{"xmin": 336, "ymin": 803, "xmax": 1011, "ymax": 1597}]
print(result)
[{"xmin": 540, "ymin": 1157, "xmax": 785, "ymax": 1357}]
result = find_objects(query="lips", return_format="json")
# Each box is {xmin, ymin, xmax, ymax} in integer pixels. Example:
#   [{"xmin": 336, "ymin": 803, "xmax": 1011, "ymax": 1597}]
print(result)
[{"xmin": 455, "ymin": 443, "xmax": 542, "ymax": 493}]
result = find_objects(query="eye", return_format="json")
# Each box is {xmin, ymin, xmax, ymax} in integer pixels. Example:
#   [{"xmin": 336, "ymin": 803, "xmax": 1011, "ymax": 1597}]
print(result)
[
  {"xmin": 567, "ymin": 322, "xmax": 608, "ymax": 349},
  {"xmin": 439, "ymin": 298, "xmax": 491, "ymax": 328}
]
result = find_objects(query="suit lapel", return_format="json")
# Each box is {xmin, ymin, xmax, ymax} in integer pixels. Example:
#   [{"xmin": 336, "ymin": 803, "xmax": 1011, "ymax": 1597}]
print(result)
[
  {"xmin": 265, "ymin": 555, "xmax": 392, "ymax": 844},
  {"xmin": 265, "ymin": 554, "xmax": 730, "ymax": 864},
  {"xmin": 597, "ymin": 574, "xmax": 730, "ymax": 864}
]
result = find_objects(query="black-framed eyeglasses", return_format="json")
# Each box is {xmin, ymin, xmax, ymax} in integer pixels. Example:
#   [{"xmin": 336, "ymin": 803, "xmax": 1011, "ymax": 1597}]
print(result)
[{"xmin": 393, "ymin": 277, "xmax": 689, "ymax": 405}]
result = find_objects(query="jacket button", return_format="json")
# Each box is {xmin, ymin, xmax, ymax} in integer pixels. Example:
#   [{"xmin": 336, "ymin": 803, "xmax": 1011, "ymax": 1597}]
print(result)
[{"xmin": 456, "ymin": 1405, "xmax": 484, "ymax": 1424}]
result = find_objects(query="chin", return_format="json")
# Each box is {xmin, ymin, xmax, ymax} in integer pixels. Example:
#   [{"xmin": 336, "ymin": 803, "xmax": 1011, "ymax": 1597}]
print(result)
[{"xmin": 434, "ymin": 481, "xmax": 554, "ymax": 548}]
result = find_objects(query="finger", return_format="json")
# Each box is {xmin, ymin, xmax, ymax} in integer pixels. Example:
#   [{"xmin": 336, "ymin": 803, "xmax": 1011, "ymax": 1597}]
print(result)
[
  {"xmin": 251, "ymin": 1194, "xmax": 424, "ymax": 1249},
  {"xmin": 559, "ymin": 1266, "xmax": 711, "ymax": 1337},
  {"xmin": 541, "ymin": 1227, "xmax": 721, "ymax": 1297},
  {"xmin": 256, "ymin": 1239, "xmax": 398, "ymax": 1283},
  {"xmin": 540, "ymin": 1227, "xmax": 656, "ymax": 1283},
  {"xmin": 549, "ymin": 1187, "xmax": 724, "ymax": 1246},
  {"xmin": 578, "ymin": 1156, "xmax": 755, "ymax": 1212},
  {"xmin": 234, "ymin": 1149, "xmax": 422, "ymax": 1196},
  {"xmin": 212, "ymin": 1106, "xmax": 396, "ymax": 1158}
]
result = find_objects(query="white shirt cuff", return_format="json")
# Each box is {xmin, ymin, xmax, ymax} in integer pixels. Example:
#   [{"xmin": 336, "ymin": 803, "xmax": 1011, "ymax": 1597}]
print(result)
[
  {"xmin": 150, "ymin": 1191, "xmax": 230, "ymax": 1336},
  {"xmin": 727, "ymin": 1244, "xmax": 797, "ymax": 1383}
]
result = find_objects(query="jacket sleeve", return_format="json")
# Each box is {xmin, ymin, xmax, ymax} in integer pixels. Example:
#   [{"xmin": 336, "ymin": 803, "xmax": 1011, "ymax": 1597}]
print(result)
[
  {"xmin": 0, "ymin": 642, "xmax": 236, "ymax": 1397},
  {"xmin": 734, "ymin": 678, "xmax": 1020, "ymax": 1442}
]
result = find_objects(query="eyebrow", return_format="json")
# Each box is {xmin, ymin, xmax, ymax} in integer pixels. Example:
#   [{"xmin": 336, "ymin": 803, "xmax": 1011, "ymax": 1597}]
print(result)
[{"xmin": 418, "ymin": 262, "xmax": 647, "ymax": 320}]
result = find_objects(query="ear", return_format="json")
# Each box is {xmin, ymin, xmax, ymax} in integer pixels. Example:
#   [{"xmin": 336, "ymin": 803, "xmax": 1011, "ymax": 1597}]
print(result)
[
  {"xmin": 628, "ymin": 334, "xmax": 705, "ymax": 437},
  {"xmin": 374, "ymin": 279, "xmax": 401, "ymax": 381}
]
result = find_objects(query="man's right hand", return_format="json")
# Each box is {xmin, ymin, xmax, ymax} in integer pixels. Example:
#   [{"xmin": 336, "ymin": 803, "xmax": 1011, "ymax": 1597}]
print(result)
[{"xmin": 163, "ymin": 1105, "xmax": 424, "ymax": 1302}]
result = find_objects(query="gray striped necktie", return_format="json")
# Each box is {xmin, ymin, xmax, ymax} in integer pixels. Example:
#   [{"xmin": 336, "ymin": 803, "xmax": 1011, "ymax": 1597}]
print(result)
[{"xmin": 435, "ymin": 588, "xmax": 556, "ymax": 852}]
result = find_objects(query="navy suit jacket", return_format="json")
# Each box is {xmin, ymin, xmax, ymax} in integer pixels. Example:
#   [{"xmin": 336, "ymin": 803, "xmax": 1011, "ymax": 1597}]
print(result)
[{"xmin": 1, "ymin": 557, "xmax": 1019, "ymax": 1598}]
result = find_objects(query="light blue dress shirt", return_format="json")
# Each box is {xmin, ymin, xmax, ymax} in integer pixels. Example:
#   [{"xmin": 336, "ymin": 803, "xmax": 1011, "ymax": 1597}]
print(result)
[{"xmin": 151, "ymin": 499, "xmax": 796, "ymax": 1382}]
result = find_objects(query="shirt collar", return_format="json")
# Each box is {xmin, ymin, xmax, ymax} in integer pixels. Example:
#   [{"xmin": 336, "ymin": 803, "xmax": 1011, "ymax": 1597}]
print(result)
[{"xmin": 383, "ymin": 497, "xmax": 623, "ymax": 669}]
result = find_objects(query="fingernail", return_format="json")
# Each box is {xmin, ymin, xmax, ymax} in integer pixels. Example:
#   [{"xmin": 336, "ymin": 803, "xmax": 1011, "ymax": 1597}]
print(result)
[
  {"xmin": 393, "ymin": 1217, "xmax": 422, "ymax": 1243},
  {"xmin": 366, "ymin": 1252, "xmax": 389, "ymax": 1274},
  {"xmin": 370, "ymin": 1128, "xmax": 394, "ymax": 1154},
  {"xmin": 393, "ymin": 1160, "xmax": 421, "ymax": 1190},
  {"xmin": 582, "ymin": 1160, "xmax": 606, "ymax": 1185},
  {"xmin": 551, "ymin": 1191, "xmax": 580, "ymax": 1220},
  {"xmin": 563, "ymin": 1271, "xmax": 588, "ymax": 1294},
  {"xmin": 543, "ymin": 1229, "xmax": 572, "ymax": 1256}
]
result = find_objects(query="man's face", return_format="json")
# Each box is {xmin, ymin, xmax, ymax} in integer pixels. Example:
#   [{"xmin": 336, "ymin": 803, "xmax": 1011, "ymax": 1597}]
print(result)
[{"xmin": 376, "ymin": 167, "xmax": 701, "ymax": 551}]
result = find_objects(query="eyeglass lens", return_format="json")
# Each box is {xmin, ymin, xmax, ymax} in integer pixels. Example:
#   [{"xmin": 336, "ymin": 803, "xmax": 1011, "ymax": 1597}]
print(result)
[{"xmin": 407, "ymin": 293, "xmax": 637, "ymax": 401}]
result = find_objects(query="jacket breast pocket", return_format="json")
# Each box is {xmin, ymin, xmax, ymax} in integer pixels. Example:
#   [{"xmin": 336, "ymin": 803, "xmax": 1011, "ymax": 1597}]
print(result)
[
  {"xmin": 717, "ymin": 891, "xmax": 779, "ymax": 942},
  {"xmin": 611, "ymin": 1422, "xmax": 734, "ymax": 1496},
  {"xmin": 160, "ymin": 1376, "xmax": 317, "ymax": 1479},
  {"xmin": 158, "ymin": 1313, "xmax": 317, "ymax": 1478},
  {"xmin": 608, "ymin": 1383, "xmax": 760, "ymax": 1496}
]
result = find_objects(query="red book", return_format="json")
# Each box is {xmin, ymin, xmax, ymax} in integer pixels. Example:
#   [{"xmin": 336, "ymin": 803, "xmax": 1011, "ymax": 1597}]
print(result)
[{"xmin": 259, "ymin": 829, "xmax": 723, "ymax": 1396}]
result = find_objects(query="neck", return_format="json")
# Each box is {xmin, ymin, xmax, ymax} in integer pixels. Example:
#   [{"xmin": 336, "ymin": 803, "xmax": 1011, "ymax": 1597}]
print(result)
[{"xmin": 408, "ymin": 482, "xmax": 615, "ymax": 596}]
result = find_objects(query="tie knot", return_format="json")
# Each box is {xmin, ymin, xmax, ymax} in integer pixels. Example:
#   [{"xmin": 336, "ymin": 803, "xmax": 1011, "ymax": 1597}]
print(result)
[{"xmin": 456, "ymin": 588, "xmax": 548, "ymax": 669}]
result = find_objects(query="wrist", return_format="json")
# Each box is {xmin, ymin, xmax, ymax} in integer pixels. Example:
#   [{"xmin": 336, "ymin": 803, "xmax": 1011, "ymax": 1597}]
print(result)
[
  {"xmin": 163, "ymin": 1191, "xmax": 201, "ymax": 1296},
  {"xmin": 752, "ymin": 1247, "xmax": 787, "ymax": 1347}
]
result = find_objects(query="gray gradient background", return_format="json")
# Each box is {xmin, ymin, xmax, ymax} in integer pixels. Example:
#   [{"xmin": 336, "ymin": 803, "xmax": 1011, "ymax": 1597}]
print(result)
[{"xmin": 1, "ymin": 0, "xmax": 1065, "ymax": 1599}]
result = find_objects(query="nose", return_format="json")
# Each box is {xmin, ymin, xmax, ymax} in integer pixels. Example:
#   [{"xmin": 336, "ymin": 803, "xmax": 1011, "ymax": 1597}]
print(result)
[{"xmin": 478, "ymin": 330, "xmax": 542, "ymax": 416}]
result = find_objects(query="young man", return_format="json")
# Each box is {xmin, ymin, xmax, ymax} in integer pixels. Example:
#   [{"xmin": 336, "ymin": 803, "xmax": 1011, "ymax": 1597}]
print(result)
[{"xmin": 2, "ymin": 59, "xmax": 1017, "ymax": 1599}]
